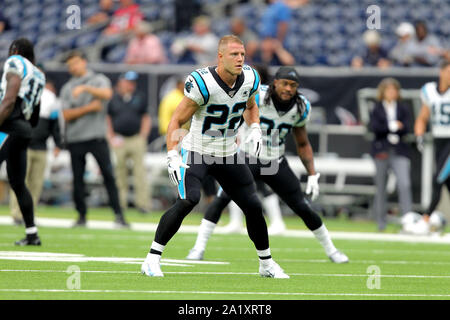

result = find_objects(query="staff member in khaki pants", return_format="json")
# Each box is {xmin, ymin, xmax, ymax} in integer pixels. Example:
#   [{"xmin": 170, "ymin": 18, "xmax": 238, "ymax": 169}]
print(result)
[
  {"xmin": 10, "ymin": 80, "xmax": 62, "ymax": 225},
  {"xmin": 107, "ymin": 71, "xmax": 151, "ymax": 213}
]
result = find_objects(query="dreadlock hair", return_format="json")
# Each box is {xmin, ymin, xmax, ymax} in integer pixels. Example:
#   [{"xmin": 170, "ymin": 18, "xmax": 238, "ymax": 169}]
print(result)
[
  {"xmin": 9, "ymin": 38, "xmax": 35, "ymax": 63},
  {"xmin": 264, "ymin": 80, "xmax": 307, "ymax": 115}
]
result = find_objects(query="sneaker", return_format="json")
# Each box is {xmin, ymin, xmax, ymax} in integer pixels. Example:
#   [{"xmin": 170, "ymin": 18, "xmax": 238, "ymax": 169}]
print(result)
[
  {"xmin": 268, "ymin": 223, "xmax": 287, "ymax": 236},
  {"xmin": 328, "ymin": 250, "xmax": 349, "ymax": 263},
  {"xmin": 186, "ymin": 248, "xmax": 204, "ymax": 260},
  {"xmin": 141, "ymin": 260, "xmax": 164, "ymax": 277},
  {"xmin": 114, "ymin": 216, "xmax": 130, "ymax": 229},
  {"xmin": 13, "ymin": 217, "xmax": 24, "ymax": 226},
  {"xmin": 259, "ymin": 260, "xmax": 289, "ymax": 279},
  {"xmin": 15, "ymin": 235, "xmax": 41, "ymax": 246},
  {"xmin": 72, "ymin": 218, "xmax": 86, "ymax": 228}
]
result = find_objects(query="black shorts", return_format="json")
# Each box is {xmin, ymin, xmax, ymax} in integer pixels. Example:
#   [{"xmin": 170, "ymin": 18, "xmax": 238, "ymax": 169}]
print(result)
[
  {"xmin": 177, "ymin": 149, "xmax": 256, "ymax": 204},
  {"xmin": 216, "ymin": 151, "xmax": 303, "ymax": 203}
]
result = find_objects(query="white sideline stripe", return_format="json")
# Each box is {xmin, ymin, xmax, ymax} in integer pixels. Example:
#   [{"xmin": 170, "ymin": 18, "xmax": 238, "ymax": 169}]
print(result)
[
  {"xmin": 1, "ymin": 216, "xmax": 449, "ymax": 244},
  {"xmin": 0, "ymin": 251, "xmax": 229, "ymax": 266},
  {"xmin": 2, "ymin": 269, "xmax": 450, "ymax": 279},
  {"xmin": 1, "ymin": 288, "xmax": 450, "ymax": 297}
]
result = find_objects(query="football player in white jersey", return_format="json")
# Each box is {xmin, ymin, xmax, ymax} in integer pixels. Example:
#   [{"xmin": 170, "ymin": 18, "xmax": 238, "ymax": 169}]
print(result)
[
  {"xmin": 186, "ymin": 67, "xmax": 349, "ymax": 263},
  {"xmin": 415, "ymin": 60, "xmax": 450, "ymax": 220},
  {"xmin": 141, "ymin": 35, "xmax": 288, "ymax": 278},
  {"xmin": 0, "ymin": 38, "xmax": 45, "ymax": 245}
]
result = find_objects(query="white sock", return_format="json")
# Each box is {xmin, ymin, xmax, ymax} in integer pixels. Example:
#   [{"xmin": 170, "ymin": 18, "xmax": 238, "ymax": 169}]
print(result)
[
  {"xmin": 193, "ymin": 219, "xmax": 216, "ymax": 252},
  {"xmin": 228, "ymin": 201, "xmax": 243, "ymax": 227},
  {"xmin": 262, "ymin": 194, "xmax": 285, "ymax": 227},
  {"xmin": 256, "ymin": 248, "xmax": 272, "ymax": 265},
  {"xmin": 150, "ymin": 241, "xmax": 165, "ymax": 254},
  {"xmin": 312, "ymin": 224, "xmax": 337, "ymax": 256},
  {"xmin": 25, "ymin": 226, "xmax": 38, "ymax": 235}
]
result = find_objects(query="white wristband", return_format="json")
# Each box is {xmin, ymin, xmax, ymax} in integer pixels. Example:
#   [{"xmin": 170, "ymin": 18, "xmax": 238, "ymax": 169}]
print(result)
[{"xmin": 250, "ymin": 123, "xmax": 261, "ymax": 129}]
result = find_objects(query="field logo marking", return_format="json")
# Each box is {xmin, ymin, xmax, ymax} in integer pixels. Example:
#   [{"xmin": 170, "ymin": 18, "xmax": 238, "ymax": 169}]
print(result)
[
  {"xmin": 66, "ymin": 265, "xmax": 81, "ymax": 290},
  {"xmin": 366, "ymin": 265, "xmax": 381, "ymax": 289}
]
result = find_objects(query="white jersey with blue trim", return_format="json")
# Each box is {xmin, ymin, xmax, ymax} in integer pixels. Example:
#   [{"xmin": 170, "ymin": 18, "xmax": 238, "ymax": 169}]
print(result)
[
  {"xmin": 240, "ymin": 84, "xmax": 311, "ymax": 160},
  {"xmin": 181, "ymin": 65, "xmax": 260, "ymax": 157},
  {"xmin": 420, "ymin": 81, "xmax": 450, "ymax": 138},
  {"xmin": 0, "ymin": 55, "xmax": 45, "ymax": 121}
]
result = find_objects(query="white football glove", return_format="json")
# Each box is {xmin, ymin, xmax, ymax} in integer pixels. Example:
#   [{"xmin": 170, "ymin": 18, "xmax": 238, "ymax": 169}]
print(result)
[
  {"xmin": 305, "ymin": 173, "xmax": 320, "ymax": 201},
  {"xmin": 245, "ymin": 123, "xmax": 263, "ymax": 157},
  {"xmin": 167, "ymin": 150, "xmax": 189, "ymax": 186}
]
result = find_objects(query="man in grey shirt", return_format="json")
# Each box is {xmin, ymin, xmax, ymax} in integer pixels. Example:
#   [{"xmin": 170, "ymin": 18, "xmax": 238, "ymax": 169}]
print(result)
[{"xmin": 60, "ymin": 50, "xmax": 128, "ymax": 228}]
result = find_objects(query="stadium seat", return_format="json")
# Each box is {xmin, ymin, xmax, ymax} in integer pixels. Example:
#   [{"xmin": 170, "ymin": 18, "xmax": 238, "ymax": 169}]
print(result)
[{"xmin": 105, "ymin": 44, "xmax": 128, "ymax": 63}]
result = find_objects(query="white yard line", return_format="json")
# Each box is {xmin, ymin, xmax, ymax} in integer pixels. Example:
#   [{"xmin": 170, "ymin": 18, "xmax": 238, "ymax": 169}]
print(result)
[
  {"xmin": 0, "ymin": 288, "xmax": 449, "ymax": 297},
  {"xmin": 1, "ymin": 216, "xmax": 449, "ymax": 244},
  {"xmin": 1, "ymin": 269, "xmax": 450, "ymax": 279}
]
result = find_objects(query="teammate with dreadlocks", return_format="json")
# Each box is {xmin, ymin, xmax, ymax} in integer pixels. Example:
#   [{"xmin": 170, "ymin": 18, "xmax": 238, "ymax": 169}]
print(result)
[
  {"xmin": 0, "ymin": 38, "xmax": 45, "ymax": 245},
  {"xmin": 187, "ymin": 66, "xmax": 349, "ymax": 263}
]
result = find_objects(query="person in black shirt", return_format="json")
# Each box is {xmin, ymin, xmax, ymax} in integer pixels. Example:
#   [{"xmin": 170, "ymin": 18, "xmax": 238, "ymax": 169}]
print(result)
[{"xmin": 107, "ymin": 71, "xmax": 151, "ymax": 213}]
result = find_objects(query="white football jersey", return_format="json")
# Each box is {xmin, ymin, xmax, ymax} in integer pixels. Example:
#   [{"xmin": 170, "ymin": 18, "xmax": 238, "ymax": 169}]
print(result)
[
  {"xmin": 420, "ymin": 81, "xmax": 450, "ymax": 138},
  {"xmin": 240, "ymin": 84, "xmax": 311, "ymax": 160},
  {"xmin": 0, "ymin": 55, "xmax": 45, "ymax": 121},
  {"xmin": 182, "ymin": 65, "xmax": 260, "ymax": 157}
]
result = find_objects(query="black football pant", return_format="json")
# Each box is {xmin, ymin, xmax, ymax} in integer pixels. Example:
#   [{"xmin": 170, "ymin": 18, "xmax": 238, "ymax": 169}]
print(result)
[
  {"xmin": 67, "ymin": 139, "xmax": 123, "ymax": 219},
  {"xmin": 427, "ymin": 138, "xmax": 450, "ymax": 214},
  {"xmin": 204, "ymin": 152, "xmax": 323, "ymax": 231},
  {"xmin": 154, "ymin": 150, "xmax": 269, "ymax": 250},
  {"xmin": 0, "ymin": 135, "xmax": 35, "ymax": 229}
]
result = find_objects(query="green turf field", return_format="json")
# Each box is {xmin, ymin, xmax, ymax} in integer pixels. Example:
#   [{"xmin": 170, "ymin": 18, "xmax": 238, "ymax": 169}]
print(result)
[{"xmin": 0, "ymin": 206, "xmax": 449, "ymax": 300}]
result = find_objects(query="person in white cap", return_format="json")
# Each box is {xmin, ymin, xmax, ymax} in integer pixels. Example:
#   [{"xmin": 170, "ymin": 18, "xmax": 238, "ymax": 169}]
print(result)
[
  {"xmin": 351, "ymin": 30, "xmax": 391, "ymax": 68},
  {"xmin": 389, "ymin": 22, "xmax": 416, "ymax": 66}
]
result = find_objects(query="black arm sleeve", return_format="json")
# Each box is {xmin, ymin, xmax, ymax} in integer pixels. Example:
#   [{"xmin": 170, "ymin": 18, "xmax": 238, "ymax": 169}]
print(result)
[{"xmin": 30, "ymin": 102, "xmax": 40, "ymax": 128}]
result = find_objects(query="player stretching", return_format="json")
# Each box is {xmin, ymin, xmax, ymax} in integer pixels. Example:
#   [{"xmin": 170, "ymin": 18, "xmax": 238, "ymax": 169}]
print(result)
[
  {"xmin": 0, "ymin": 38, "xmax": 45, "ymax": 245},
  {"xmin": 415, "ymin": 60, "xmax": 450, "ymax": 219},
  {"xmin": 141, "ymin": 35, "xmax": 288, "ymax": 278},
  {"xmin": 186, "ymin": 67, "xmax": 349, "ymax": 263}
]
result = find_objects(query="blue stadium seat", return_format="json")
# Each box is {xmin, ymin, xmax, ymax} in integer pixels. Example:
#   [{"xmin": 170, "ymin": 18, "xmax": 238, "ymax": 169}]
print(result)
[
  {"xmin": 105, "ymin": 44, "xmax": 127, "ymax": 63},
  {"xmin": 75, "ymin": 31, "xmax": 100, "ymax": 48},
  {"xmin": 141, "ymin": 5, "xmax": 160, "ymax": 21}
]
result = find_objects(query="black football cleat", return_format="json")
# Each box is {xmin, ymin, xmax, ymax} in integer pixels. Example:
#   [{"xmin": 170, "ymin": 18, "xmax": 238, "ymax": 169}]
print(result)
[
  {"xmin": 15, "ymin": 235, "xmax": 41, "ymax": 246},
  {"xmin": 72, "ymin": 218, "xmax": 87, "ymax": 228},
  {"xmin": 114, "ymin": 216, "xmax": 130, "ymax": 229}
]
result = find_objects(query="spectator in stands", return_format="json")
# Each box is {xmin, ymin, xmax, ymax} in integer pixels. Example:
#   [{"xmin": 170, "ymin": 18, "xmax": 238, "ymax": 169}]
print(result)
[
  {"xmin": 10, "ymin": 79, "xmax": 62, "ymax": 225},
  {"xmin": 369, "ymin": 78, "xmax": 413, "ymax": 232},
  {"xmin": 95, "ymin": 0, "xmax": 143, "ymax": 62},
  {"xmin": 351, "ymin": 30, "xmax": 391, "ymax": 69},
  {"xmin": 171, "ymin": 15, "xmax": 219, "ymax": 65},
  {"xmin": 158, "ymin": 77, "xmax": 189, "ymax": 136},
  {"xmin": 252, "ymin": 37, "xmax": 295, "ymax": 66},
  {"xmin": 0, "ymin": 12, "xmax": 11, "ymax": 34},
  {"xmin": 103, "ymin": 0, "xmax": 143, "ymax": 36},
  {"xmin": 87, "ymin": 0, "xmax": 115, "ymax": 26},
  {"xmin": 230, "ymin": 17, "xmax": 259, "ymax": 63},
  {"xmin": 124, "ymin": 21, "xmax": 168, "ymax": 64},
  {"xmin": 60, "ymin": 50, "xmax": 129, "ymax": 228},
  {"xmin": 260, "ymin": 0, "xmax": 292, "ymax": 44},
  {"xmin": 411, "ymin": 21, "xmax": 442, "ymax": 67},
  {"xmin": 107, "ymin": 71, "xmax": 151, "ymax": 213},
  {"xmin": 389, "ymin": 22, "xmax": 416, "ymax": 67}
]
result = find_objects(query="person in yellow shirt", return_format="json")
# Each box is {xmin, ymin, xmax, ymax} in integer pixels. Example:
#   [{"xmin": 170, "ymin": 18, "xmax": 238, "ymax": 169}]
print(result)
[{"xmin": 158, "ymin": 78, "xmax": 188, "ymax": 135}]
